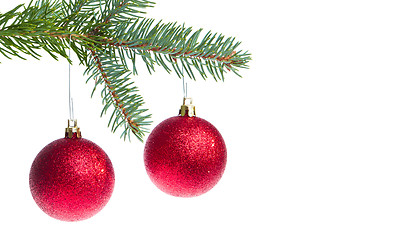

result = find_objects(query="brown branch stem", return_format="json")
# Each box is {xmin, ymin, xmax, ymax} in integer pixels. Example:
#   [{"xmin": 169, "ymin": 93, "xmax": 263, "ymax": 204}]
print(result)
[
  {"xmin": 4, "ymin": 29, "xmax": 238, "ymax": 66},
  {"xmin": 105, "ymin": 40, "xmax": 238, "ymax": 65},
  {"xmin": 89, "ymin": 49, "xmax": 139, "ymax": 132}
]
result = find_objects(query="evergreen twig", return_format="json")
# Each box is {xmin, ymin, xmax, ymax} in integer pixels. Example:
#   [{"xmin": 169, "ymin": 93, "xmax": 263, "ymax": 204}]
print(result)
[{"xmin": 0, "ymin": 0, "xmax": 251, "ymax": 142}]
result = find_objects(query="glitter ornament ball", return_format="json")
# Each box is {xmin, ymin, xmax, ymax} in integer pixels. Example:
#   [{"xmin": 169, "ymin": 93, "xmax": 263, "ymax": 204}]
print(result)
[
  {"xmin": 144, "ymin": 98, "xmax": 227, "ymax": 197},
  {"xmin": 29, "ymin": 120, "xmax": 115, "ymax": 221}
]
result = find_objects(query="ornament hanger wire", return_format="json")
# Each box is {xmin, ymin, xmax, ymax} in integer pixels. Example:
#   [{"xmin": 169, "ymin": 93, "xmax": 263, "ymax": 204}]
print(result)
[
  {"xmin": 182, "ymin": 62, "xmax": 188, "ymax": 98},
  {"xmin": 68, "ymin": 35, "xmax": 75, "ymax": 124}
]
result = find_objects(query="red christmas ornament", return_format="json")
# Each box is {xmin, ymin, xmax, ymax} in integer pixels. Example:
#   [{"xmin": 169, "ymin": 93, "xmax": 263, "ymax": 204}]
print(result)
[
  {"xmin": 29, "ymin": 120, "xmax": 115, "ymax": 221},
  {"xmin": 144, "ymin": 98, "xmax": 227, "ymax": 197}
]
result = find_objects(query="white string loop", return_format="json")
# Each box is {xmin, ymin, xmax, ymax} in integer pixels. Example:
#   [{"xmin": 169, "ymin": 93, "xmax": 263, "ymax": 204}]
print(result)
[
  {"xmin": 182, "ymin": 62, "xmax": 188, "ymax": 98},
  {"xmin": 68, "ymin": 35, "xmax": 75, "ymax": 124}
]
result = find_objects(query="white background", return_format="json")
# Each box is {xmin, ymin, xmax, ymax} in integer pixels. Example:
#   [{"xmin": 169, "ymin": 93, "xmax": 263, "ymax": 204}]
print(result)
[{"xmin": 1, "ymin": 0, "xmax": 404, "ymax": 239}]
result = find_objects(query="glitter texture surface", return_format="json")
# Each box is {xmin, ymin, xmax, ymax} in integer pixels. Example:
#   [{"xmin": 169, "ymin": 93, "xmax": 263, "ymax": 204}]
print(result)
[
  {"xmin": 144, "ymin": 116, "xmax": 227, "ymax": 197},
  {"xmin": 29, "ymin": 137, "xmax": 115, "ymax": 221}
]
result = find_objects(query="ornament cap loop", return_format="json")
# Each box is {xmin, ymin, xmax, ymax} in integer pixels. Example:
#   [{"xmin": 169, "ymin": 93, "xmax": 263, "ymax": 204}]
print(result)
[
  {"xmin": 179, "ymin": 97, "xmax": 196, "ymax": 117},
  {"xmin": 65, "ymin": 119, "xmax": 82, "ymax": 138}
]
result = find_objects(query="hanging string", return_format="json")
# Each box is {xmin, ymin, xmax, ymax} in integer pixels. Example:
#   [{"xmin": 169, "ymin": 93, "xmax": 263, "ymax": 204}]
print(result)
[
  {"xmin": 68, "ymin": 35, "xmax": 75, "ymax": 123},
  {"xmin": 182, "ymin": 62, "xmax": 188, "ymax": 98},
  {"xmin": 179, "ymin": 59, "xmax": 196, "ymax": 117}
]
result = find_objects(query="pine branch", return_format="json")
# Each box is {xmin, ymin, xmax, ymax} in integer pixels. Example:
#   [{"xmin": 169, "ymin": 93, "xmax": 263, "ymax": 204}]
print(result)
[
  {"xmin": 0, "ymin": 0, "xmax": 67, "ymax": 60},
  {"xmin": 101, "ymin": 18, "xmax": 250, "ymax": 80},
  {"xmin": 86, "ymin": 48, "xmax": 151, "ymax": 141},
  {"xmin": 0, "ymin": 0, "xmax": 251, "ymax": 142}
]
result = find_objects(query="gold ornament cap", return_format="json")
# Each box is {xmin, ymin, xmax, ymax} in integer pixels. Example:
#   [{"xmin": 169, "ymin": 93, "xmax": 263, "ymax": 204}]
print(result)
[
  {"xmin": 179, "ymin": 97, "xmax": 196, "ymax": 117},
  {"xmin": 65, "ymin": 119, "xmax": 82, "ymax": 138}
]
